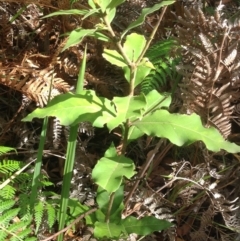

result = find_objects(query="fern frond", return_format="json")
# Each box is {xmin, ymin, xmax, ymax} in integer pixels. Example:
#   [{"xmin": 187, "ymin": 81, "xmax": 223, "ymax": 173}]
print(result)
[
  {"xmin": 141, "ymin": 39, "xmax": 182, "ymax": 95},
  {"xmin": 0, "ymin": 200, "xmax": 15, "ymax": 213},
  {"xmin": 0, "ymin": 229, "xmax": 8, "ymax": 241},
  {"xmin": 0, "ymin": 185, "xmax": 16, "ymax": 200},
  {"xmin": 45, "ymin": 203, "xmax": 56, "ymax": 229},
  {"xmin": 0, "ymin": 208, "xmax": 20, "ymax": 227},
  {"xmin": 0, "ymin": 146, "xmax": 16, "ymax": 156},
  {"xmin": 34, "ymin": 201, "xmax": 44, "ymax": 233},
  {"xmin": 0, "ymin": 160, "xmax": 22, "ymax": 175}
]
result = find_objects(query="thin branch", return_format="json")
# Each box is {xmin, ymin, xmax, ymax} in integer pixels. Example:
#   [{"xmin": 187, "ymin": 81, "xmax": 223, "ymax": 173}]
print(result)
[{"xmin": 136, "ymin": 6, "xmax": 168, "ymax": 65}]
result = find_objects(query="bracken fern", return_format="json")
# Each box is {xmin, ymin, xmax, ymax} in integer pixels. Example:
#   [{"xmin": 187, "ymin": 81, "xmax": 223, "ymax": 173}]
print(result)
[{"xmin": 141, "ymin": 38, "xmax": 182, "ymax": 95}]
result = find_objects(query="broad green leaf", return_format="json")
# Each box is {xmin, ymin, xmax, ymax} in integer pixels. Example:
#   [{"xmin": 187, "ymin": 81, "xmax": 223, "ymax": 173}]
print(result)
[
  {"xmin": 127, "ymin": 126, "xmax": 145, "ymax": 143},
  {"xmin": 94, "ymin": 221, "xmax": 122, "ymax": 239},
  {"xmin": 92, "ymin": 31, "xmax": 110, "ymax": 42},
  {"xmin": 122, "ymin": 216, "xmax": 172, "ymax": 235},
  {"xmin": 106, "ymin": 7, "xmax": 116, "ymax": 23},
  {"xmin": 82, "ymin": 8, "xmax": 100, "ymax": 20},
  {"xmin": 95, "ymin": 0, "xmax": 111, "ymax": 12},
  {"xmin": 123, "ymin": 33, "xmax": 146, "ymax": 62},
  {"xmin": 123, "ymin": 58, "xmax": 154, "ymax": 87},
  {"xmin": 133, "ymin": 110, "xmax": 240, "ymax": 153},
  {"xmin": 145, "ymin": 90, "xmax": 171, "ymax": 112},
  {"xmin": 107, "ymin": 95, "xmax": 146, "ymax": 130},
  {"xmin": 88, "ymin": 0, "xmax": 96, "ymax": 9},
  {"xmin": 68, "ymin": 199, "xmax": 89, "ymax": 218},
  {"xmin": 107, "ymin": 0, "xmax": 126, "ymax": 10},
  {"xmin": 22, "ymin": 91, "xmax": 116, "ymax": 127},
  {"xmin": 121, "ymin": 1, "xmax": 175, "ymax": 38},
  {"xmin": 92, "ymin": 151, "xmax": 135, "ymax": 193},
  {"xmin": 105, "ymin": 143, "xmax": 117, "ymax": 158},
  {"xmin": 103, "ymin": 49, "xmax": 127, "ymax": 67},
  {"xmin": 96, "ymin": 185, "xmax": 124, "ymax": 222},
  {"xmin": 62, "ymin": 28, "xmax": 96, "ymax": 51},
  {"xmin": 42, "ymin": 9, "xmax": 88, "ymax": 18}
]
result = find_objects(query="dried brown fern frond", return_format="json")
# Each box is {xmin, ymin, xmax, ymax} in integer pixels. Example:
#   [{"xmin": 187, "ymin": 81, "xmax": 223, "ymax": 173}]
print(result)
[
  {"xmin": 0, "ymin": 66, "xmax": 70, "ymax": 107},
  {"xmin": 175, "ymin": 6, "xmax": 240, "ymax": 138}
]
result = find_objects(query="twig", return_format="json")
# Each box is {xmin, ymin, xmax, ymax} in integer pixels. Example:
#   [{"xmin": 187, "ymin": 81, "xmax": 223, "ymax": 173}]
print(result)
[
  {"xmin": 124, "ymin": 139, "xmax": 166, "ymax": 214},
  {"xmin": 136, "ymin": 6, "xmax": 168, "ymax": 65}
]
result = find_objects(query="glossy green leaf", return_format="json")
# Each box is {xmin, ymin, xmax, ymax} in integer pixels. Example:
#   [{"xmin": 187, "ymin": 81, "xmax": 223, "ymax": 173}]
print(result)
[
  {"xmin": 62, "ymin": 28, "xmax": 96, "ymax": 51},
  {"xmin": 133, "ymin": 110, "xmax": 240, "ymax": 153},
  {"xmin": 122, "ymin": 216, "xmax": 172, "ymax": 235},
  {"xmin": 124, "ymin": 33, "xmax": 146, "ymax": 62},
  {"xmin": 94, "ymin": 221, "xmax": 122, "ymax": 239},
  {"xmin": 92, "ymin": 31, "xmax": 110, "ymax": 42},
  {"xmin": 88, "ymin": 0, "xmax": 96, "ymax": 9},
  {"xmin": 121, "ymin": 1, "xmax": 175, "ymax": 38},
  {"xmin": 92, "ymin": 147, "xmax": 135, "ymax": 193},
  {"xmin": 107, "ymin": 95, "xmax": 146, "ymax": 131},
  {"xmin": 107, "ymin": 0, "xmax": 126, "ymax": 10},
  {"xmin": 22, "ymin": 90, "xmax": 116, "ymax": 127},
  {"xmin": 42, "ymin": 9, "xmax": 88, "ymax": 18},
  {"xmin": 145, "ymin": 90, "xmax": 171, "ymax": 112},
  {"xmin": 123, "ymin": 58, "xmax": 154, "ymax": 87},
  {"xmin": 103, "ymin": 49, "xmax": 127, "ymax": 67},
  {"xmin": 82, "ymin": 8, "xmax": 100, "ymax": 19},
  {"xmin": 95, "ymin": 0, "xmax": 111, "ymax": 12},
  {"xmin": 127, "ymin": 126, "xmax": 145, "ymax": 143},
  {"xmin": 96, "ymin": 185, "xmax": 124, "ymax": 222},
  {"xmin": 106, "ymin": 8, "xmax": 116, "ymax": 23}
]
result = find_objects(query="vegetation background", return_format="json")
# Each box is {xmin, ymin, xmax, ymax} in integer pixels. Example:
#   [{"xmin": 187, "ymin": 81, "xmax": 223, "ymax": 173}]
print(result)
[{"xmin": 1, "ymin": 0, "xmax": 240, "ymax": 240}]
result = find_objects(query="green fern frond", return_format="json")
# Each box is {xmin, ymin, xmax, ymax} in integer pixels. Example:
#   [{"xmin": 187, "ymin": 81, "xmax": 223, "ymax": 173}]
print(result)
[
  {"xmin": 0, "ymin": 185, "xmax": 16, "ymax": 200},
  {"xmin": 0, "ymin": 208, "xmax": 20, "ymax": 227},
  {"xmin": 46, "ymin": 202, "xmax": 56, "ymax": 229},
  {"xmin": 34, "ymin": 201, "xmax": 44, "ymax": 233},
  {"xmin": 0, "ymin": 160, "xmax": 22, "ymax": 175},
  {"xmin": 0, "ymin": 146, "xmax": 16, "ymax": 156},
  {"xmin": 0, "ymin": 229, "xmax": 8, "ymax": 241},
  {"xmin": 141, "ymin": 39, "xmax": 182, "ymax": 95},
  {"xmin": 0, "ymin": 200, "xmax": 15, "ymax": 213}
]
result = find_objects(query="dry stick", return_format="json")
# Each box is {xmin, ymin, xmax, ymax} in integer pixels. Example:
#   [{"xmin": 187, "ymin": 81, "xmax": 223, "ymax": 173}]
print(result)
[
  {"xmin": 124, "ymin": 140, "xmax": 171, "ymax": 214},
  {"xmin": 40, "ymin": 207, "xmax": 98, "ymax": 241},
  {"xmin": 136, "ymin": 6, "xmax": 168, "ymax": 65}
]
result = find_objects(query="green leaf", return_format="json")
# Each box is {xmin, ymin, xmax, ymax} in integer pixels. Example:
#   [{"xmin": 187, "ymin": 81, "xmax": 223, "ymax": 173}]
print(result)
[
  {"xmin": 122, "ymin": 216, "xmax": 172, "ymax": 235},
  {"xmin": 133, "ymin": 110, "xmax": 240, "ymax": 153},
  {"xmin": 145, "ymin": 90, "xmax": 171, "ymax": 111},
  {"xmin": 62, "ymin": 28, "xmax": 96, "ymax": 51},
  {"xmin": 88, "ymin": 0, "xmax": 97, "ymax": 9},
  {"xmin": 107, "ymin": 0, "xmax": 126, "ymax": 10},
  {"xmin": 107, "ymin": 95, "xmax": 147, "ymax": 131},
  {"xmin": 103, "ymin": 49, "xmax": 127, "ymax": 67},
  {"xmin": 127, "ymin": 126, "xmax": 145, "ymax": 143},
  {"xmin": 106, "ymin": 7, "xmax": 116, "ymax": 23},
  {"xmin": 123, "ymin": 58, "xmax": 154, "ymax": 87},
  {"xmin": 121, "ymin": 1, "xmax": 175, "ymax": 38},
  {"xmin": 0, "ymin": 146, "xmax": 16, "ymax": 156},
  {"xmin": 95, "ymin": 0, "xmax": 111, "ymax": 12},
  {"xmin": 22, "ymin": 91, "xmax": 116, "ymax": 127},
  {"xmin": 82, "ymin": 8, "xmax": 100, "ymax": 20},
  {"xmin": 94, "ymin": 221, "xmax": 122, "ymax": 239},
  {"xmin": 42, "ymin": 9, "xmax": 88, "ymax": 18},
  {"xmin": 92, "ymin": 31, "xmax": 110, "ymax": 42},
  {"xmin": 96, "ymin": 185, "xmax": 124, "ymax": 222},
  {"xmin": 123, "ymin": 33, "xmax": 146, "ymax": 62},
  {"xmin": 92, "ymin": 147, "xmax": 135, "ymax": 193}
]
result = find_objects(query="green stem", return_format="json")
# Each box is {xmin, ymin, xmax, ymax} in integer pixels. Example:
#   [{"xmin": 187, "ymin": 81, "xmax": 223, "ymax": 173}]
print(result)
[{"xmin": 105, "ymin": 192, "xmax": 115, "ymax": 223}]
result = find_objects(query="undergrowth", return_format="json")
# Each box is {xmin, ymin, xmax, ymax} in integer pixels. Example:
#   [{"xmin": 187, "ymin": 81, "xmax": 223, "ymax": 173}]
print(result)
[{"xmin": 1, "ymin": 1, "xmax": 240, "ymax": 241}]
